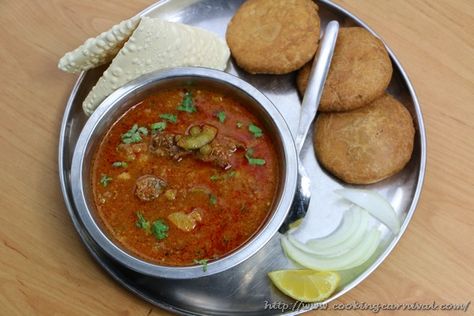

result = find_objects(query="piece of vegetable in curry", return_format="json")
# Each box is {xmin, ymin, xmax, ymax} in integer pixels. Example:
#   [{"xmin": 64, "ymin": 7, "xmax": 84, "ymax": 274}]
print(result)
[
  {"xmin": 92, "ymin": 87, "xmax": 279, "ymax": 266},
  {"xmin": 176, "ymin": 124, "xmax": 217, "ymax": 150}
]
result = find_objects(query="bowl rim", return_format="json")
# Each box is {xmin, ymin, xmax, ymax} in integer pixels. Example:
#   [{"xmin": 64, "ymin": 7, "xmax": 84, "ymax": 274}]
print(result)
[{"xmin": 70, "ymin": 67, "xmax": 298, "ymax": 279}]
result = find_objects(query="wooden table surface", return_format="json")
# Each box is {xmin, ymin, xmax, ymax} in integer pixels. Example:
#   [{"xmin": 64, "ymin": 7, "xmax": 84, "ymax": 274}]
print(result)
[{"xmin": 1, "ymin": 0, "xmax": 473, "ymax": 315}]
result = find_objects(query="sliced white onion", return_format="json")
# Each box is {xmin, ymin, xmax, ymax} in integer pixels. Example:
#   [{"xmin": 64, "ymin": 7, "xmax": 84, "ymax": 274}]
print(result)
[
  {"xmin": 281, "ymin": 228, "xmax": 381, "ymax": 271},
  {"xmin": 335, "ymin": 189, "xmax": 401, "ymax": 234},
  {"xmin": 303, "ymin": 206, "xmax": 359, "ymax": 249},
  {"xmin": 289, "ymin": 207, "xmax": 369, "ymax": 257}
]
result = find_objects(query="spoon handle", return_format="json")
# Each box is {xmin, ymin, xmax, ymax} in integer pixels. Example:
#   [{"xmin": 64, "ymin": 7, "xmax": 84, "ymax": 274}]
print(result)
[{"xmin": 295, "ymin": 21, "xmax": 339, "ymax": 154}]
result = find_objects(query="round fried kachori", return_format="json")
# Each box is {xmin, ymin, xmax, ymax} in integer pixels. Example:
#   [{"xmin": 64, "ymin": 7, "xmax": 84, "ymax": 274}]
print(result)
[
  {"xmin": 297, "ymin": 27, "xmax": 393, "ymax": 112},
  {"xmin": 314, "ymin": 94, "xmax": 414, "ymax": 184},
  {"xmin": 226, "ymin": 0, "xmax": 320, "ymax": 74}
]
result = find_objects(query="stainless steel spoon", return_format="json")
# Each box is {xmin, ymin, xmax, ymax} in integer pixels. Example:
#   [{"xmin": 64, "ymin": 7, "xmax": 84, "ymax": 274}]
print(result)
[{"xmin": 280, "ymin": 21, "xmax": 339, "ymax": 232}]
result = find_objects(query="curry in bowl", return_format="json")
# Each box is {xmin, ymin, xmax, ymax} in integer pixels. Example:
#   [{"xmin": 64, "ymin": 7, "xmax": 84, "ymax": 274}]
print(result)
[{"xmin": 92, "ymin": 86, "xmax": 280, "ymax": 266}]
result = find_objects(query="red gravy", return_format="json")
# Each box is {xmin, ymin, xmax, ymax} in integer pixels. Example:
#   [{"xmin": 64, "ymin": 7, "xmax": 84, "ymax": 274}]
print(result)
[{"xmin": 91, "ymin": 87, "xmax": 279, "ymax": 266}]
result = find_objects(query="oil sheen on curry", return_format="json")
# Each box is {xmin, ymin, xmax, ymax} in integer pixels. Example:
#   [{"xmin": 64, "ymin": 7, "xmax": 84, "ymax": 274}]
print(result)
[{"xmin": 92, "ymin": 87, "xmax": 279, "ymax": 266}]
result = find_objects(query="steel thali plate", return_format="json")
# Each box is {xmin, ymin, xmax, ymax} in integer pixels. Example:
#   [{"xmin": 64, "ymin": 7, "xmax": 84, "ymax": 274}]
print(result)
[{"xmin": 58, "ymin": 0, "xmax": 426, "ymax": 315}]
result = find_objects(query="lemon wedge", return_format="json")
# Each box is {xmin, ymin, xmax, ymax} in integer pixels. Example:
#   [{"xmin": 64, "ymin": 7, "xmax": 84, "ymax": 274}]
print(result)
[
  {"xmin": 268, "ymin": 270, "xmax": 340, "ymax": 302},
  {"xmin": 288, "ymin": 218, "xmax": 303, "ymax": 229}
]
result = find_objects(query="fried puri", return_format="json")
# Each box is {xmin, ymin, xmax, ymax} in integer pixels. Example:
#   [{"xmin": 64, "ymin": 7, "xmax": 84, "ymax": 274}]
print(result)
[
  {"xmin": 297, "ymin": 27, "xmax": 392, "ymax": 112},
  {"xmin": 226, "ymin": 0, "xmax": 320, "ymax": 74},
  {"xmin": 314, "ymin": 94, "xmax": 414, "ymax": 184}
]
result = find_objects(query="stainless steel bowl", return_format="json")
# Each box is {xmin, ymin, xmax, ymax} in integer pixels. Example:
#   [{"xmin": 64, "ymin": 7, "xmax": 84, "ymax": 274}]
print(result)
[{"xmin": 71, "ymin": 67, "xmax": 298, "ymax": 279}]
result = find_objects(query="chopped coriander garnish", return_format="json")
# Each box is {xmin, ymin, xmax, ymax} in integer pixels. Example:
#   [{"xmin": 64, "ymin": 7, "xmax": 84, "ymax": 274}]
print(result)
[
  {"xmin": 245, "ymin": 148, "xmax": 266, "ymax": 166},
  {"xmin": 177, "ymin": 91, "xmax": 197, "ymax": 113},
  {"xmin": 247, "ymin": 157, "xmax": 266, "ymax": 166},
  {"xmin": 100, "ymin": 174, "xmax": 112, "ymax": 187},
  {"xmin": 123, "ymin": 134, "xmax": 141, "ymax": 144},
  {"xmin": 194, "ymin": 259, "xmax": 209, "ymax": 272},
  {"xmin": 151, "ymin": 219, "xmax": 169, "ymax": 240},
  {"xmin": 112, "ymin": 161, "xmax": 128, "ymax": 168},
  {"xmin": 135, "ymin": 211, "xmax": 150, "ymax": 233},
  {"xmin": 246, "ymin": 148, "xmax": 255, "ymax": 156},
  {"xmin": 121, "ymin": 124, "xmax": 148, "ymax": 144},
  {"xmin": 137, "ymin": 126, "xmax": 148, "ymax": 136},
  {"xmin": 126, "ymin": 124, "xmax": 138, "ymax": 134},
  {"xmin": 159, "ymin": 113, "xmax": 177, "ymax": 123},
  {"xmin": 209, "ymin": 194, "xmax": 217, "ymax": 205},
  {"xmin": 150, "ymin": 121, "xmax": 167, "ymax": 133},
  {"xmin": 210, "ymin": 171, "xmax": 237, "ymax": 181},
  {"xmin": 248, "ymin": 123, "xmax": 263, "ymax": 138},
  {"xmin": 236, "ymin": 121, "xmax": 243, "ymax": 128},
  {"xmin": 216, "ymin": 111, "xmax": 226, "ymax": 123}
]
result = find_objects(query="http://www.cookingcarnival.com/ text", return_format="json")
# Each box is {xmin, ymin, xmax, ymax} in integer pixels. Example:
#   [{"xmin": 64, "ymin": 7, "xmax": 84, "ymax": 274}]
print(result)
[{"xmin": 263, "ymin": 300, "xmax": 471, "ymax": 313}]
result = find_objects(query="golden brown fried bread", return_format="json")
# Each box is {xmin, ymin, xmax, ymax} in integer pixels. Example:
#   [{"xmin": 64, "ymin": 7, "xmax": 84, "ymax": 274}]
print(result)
[
  {"xmin": 314, "ymin": 94, "xmax": 414, "ymax": 184},
  {"xmin": 226, "ymin": 0, "xmax": 320, "ymax": 74},
  {"xmin": 298, "ymin": 27, "xmax": 392, "ymax": 112}
]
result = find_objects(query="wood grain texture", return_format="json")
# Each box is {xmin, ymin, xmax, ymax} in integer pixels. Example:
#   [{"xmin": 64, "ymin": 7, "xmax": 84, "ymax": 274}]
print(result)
[{"xmin": 0, "ymin": 0, "xmax": 472, "ymax": 315}]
